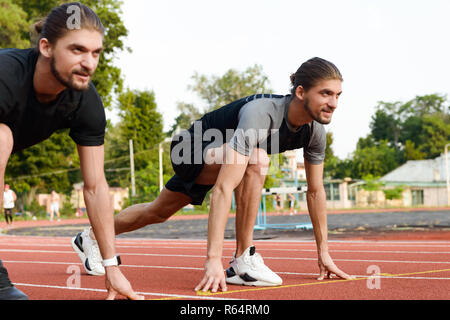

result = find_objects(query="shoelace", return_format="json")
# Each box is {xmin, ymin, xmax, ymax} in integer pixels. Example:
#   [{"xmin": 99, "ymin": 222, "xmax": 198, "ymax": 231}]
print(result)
[
  {"xmin": 90, "ymin": 241, "xmax": 103, "ymax": 266},
  {"xmin": 84, "ymin": 228, "xmax": 103, "ymax": 268},
  {"xmin": 248, "ymin": 253, "xmax": 268, "ymax": 271}
]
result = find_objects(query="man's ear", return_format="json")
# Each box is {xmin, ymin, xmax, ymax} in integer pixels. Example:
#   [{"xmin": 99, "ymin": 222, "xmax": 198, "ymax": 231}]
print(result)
[
  {"xmin": 38, "ymin": 38, "xmax": 53, "ymax": 58},
  {"xmin": 295, "ymin": 85, "xmax": 306, "ymax": 102}
]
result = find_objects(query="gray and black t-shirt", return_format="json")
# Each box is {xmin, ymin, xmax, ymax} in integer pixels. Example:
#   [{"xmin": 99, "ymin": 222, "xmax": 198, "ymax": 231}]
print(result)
[
  {"xmin": 228, "ymin": 94, "xmax": 326, "ymax": 164},
  {"xmin": 173, "ymin": 94, "xmax": 326, "ymax": 166}
]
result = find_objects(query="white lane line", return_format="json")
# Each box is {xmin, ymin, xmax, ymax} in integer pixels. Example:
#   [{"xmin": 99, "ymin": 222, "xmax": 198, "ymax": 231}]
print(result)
[
  {"xmin": 5, "ymin": 260, "xmax": 450, "ymax": 281},
  {"xmin": 1, "ymin": 243, "xmax": 449, "ymax": 255},
  {"xmin": 12, "ymin": 283, "xmax": 240, "ymax": 300},
  {"xmin": 2, "ymin": 248, "xmax": 450, "ymax": 264},
  {"xmin": 2, "ymin": 240, "xmax": 450, "ymax": 251},
  {"xmin": 2, "ymin": 236, "xmax": 450, "ymax": 246}
]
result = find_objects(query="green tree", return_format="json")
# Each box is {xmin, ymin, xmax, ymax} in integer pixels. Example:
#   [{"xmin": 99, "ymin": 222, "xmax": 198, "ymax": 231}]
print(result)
[
  {"xmin": 323, "ymin": 132, "xmax": 340, "ymax": 179},
  {"xmin": 352, "ymin": 138, "xmax": 399, "ymax": 179},
  {"xmin": 403, "ymin": 140, "xmax": 426, "ymax": 161},
  {"xmin": 370, "ymin": 103, "xmax": 403, "ymax": 150},
  {"xmin": 417, "ymin": 113, "xmax": 450, "ymax": 158},
  {"xmin": 189, "ymin": 64, "xmax": 272, "ymax": 112},
  {"xmin": 172, "ymin": 65, "xmax": 272, "ymax": 132},
  {"xmin": 105, "ymin": 89, "xmax": 166, "ymax": 202},
  {"xmin": 405, "ymin": 94, "xmax": 448, "ymax": 117},
  {"xmin": 371, "ymin": 94, "xmax": 449, "ymax": 161},
  {"xmin": 6, "ymin": 129, "xmax": 80, "ymax": 209},
  {"xmin": 361, "ymin": 174, "xmax": 384, "ymax": 191},
  {"xmin": 168, "ymin": 102, "xmax": 202, "ymax": 135},
  {"xmin": 0, "ymin": 0, "xmax": 29, "ymax": 48},
  {"xmin": 383, "ymin": 186, "xmax": 404, "ymax": 201}
]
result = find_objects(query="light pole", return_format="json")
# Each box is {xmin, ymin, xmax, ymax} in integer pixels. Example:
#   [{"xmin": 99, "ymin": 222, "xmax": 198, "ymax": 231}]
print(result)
[
  {"xmin": 159, "ymin": 137, "xmax": 173, "ymax": 191},
  {"xmin": 129, "ymin": 139, "xmax": 136, "ymax": 200},
  {"xmin": 445, "ymin": 144, "xmax": 450, "ymax": 206}
]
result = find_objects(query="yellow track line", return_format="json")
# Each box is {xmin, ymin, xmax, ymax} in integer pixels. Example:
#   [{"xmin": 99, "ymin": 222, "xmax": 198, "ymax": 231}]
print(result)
[
  {"xmin": 197, "ymin": 268, "xmax": 450, "ymax": 296},
  {"xmin": 150, "ymin": 268, "xmax": 450, "ymax": 300}
]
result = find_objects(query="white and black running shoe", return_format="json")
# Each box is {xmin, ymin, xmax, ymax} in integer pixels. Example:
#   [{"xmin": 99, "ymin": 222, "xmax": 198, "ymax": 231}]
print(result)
[
  {"xmin": 71, "ymin": 228, "xmax": 105, "ymax": 276},
  {"xmin": 226, "ymin": 246, "xmax": 282, "ymax": 286}
]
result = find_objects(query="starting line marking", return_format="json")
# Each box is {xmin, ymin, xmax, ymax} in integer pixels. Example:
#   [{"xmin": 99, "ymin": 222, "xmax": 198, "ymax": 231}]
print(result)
[
  {"xmin": 13, "ymin": 282, "xmax": 241, "ymax": 301},
  {"xmin": 195, "ymin": 268, "xmax": 450, "ymax": 297}
]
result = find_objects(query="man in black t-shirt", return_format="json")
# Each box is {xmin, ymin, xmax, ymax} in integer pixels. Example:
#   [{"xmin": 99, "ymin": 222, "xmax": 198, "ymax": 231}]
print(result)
[{"xmin": 0, "ymin": 3, "xmax": 142, "ymax": 300}]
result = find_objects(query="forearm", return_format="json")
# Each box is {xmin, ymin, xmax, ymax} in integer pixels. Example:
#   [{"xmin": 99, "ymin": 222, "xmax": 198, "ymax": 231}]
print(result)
[
  {"xmin": 83, "ymin": 181, "xmax": 116, "ymax": 260},
  {"xmin": 306, "ymin": 188, "xmax": 329, "ymax": 253},
  {"xmin": 206, "ymin": 186, "xmax": 233, "ymax": 260}
]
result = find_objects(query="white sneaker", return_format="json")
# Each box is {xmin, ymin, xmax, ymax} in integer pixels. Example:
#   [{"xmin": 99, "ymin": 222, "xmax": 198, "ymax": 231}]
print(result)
[
  {"xmin": 71, "ymin": 228, "xmax": 105, "ymax": 276},
  {"xmin": 226, "ymin": 246, "xmax": 282, "ymax": 286}
]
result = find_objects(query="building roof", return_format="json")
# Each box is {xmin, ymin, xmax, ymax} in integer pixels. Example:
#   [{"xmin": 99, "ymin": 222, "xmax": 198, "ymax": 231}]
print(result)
[{"xmin": 380, "ymin": 155, "xmax": 449, "ymax": 183}]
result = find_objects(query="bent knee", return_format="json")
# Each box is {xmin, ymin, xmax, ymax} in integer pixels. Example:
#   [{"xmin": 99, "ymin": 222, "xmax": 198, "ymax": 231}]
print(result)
[
  {"xmin": 247, "ymin": 148, "xmax": 270, "ymax": 176},
  {"xmin": 0, "ymin": 124, "xmax": 14, "ymax": 157}
]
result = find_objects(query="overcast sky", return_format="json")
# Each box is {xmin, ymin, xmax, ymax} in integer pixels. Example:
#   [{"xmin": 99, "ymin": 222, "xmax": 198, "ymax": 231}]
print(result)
[{"xmin": 114, "ymin": 0, "xmax": 450, "ymax": 160}]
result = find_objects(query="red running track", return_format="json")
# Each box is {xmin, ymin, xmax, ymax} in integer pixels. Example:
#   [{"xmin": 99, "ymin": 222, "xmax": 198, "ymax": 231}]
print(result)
[{"xmin": 1, "ymin": 234, "xmax": 450, "ymax": 300}]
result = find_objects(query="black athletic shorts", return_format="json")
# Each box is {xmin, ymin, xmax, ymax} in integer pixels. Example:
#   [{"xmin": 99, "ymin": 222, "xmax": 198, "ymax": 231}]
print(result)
[{"xmin": 165, "ymin": 126, "xmax": 215, "ymax": 205}]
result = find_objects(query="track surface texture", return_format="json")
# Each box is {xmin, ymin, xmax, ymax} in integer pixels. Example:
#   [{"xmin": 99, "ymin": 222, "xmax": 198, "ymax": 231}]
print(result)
[{"xmin": 1, "ymin": 208, "xmax": 449, "ymax": 301}]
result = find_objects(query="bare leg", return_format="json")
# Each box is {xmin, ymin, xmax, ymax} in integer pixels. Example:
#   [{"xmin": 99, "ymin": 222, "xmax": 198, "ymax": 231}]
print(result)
[
  {"xmin": 113, "ymin": 188, "xmax": 192, "ymax": 235},
  {"xmin": 93, "ymin": 146, "xmax": 227, "ymax": 240},
  {"xmin": 234, "ymin": 149, "xmax": 269, "ymax": 257}
]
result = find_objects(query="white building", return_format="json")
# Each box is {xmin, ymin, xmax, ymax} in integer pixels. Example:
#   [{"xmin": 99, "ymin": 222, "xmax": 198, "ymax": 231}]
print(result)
[{"xmin": 379, "ymin": 155, "xmax": 449, "ymax": 207}]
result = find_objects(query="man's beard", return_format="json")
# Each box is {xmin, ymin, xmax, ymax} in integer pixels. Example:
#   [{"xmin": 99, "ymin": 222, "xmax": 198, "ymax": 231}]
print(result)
[
  {"xmin": 50, "ymin": 57, "xmax": 91, "ymax": 92},
  {"xmin": 303, "ymin": 98, "xmax": 332, "ymax": 125}
]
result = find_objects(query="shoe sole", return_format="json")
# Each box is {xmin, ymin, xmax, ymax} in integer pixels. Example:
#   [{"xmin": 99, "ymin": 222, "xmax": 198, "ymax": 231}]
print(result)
[
  {"xmin": 71, "ymin": 234, "xmax": 104, "ymax": 276},
  {"xmin": 226, "ymin": 275, "xmax": 282, "ymax": 286}
]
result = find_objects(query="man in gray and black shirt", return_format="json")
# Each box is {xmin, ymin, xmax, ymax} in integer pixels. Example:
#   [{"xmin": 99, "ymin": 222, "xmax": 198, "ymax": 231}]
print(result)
[{"xmin": 74, "ymin": 57, "xmax": 354, "ymax": 294}]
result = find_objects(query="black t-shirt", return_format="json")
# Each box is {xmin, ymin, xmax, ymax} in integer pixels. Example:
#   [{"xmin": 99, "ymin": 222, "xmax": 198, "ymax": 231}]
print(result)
[{"xmin": 0, "ymin": 48, "xmax": 106, "ymax": 154}]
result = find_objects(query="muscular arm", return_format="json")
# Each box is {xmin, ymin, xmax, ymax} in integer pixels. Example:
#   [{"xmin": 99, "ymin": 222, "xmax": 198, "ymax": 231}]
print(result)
[
  {"xmin": 305, "ymin": 159, "xmax": 353, "ymax": 280},
  {"xmin": 77, "ymin": 144, "xmax": 143, "ymax": 300},
  {"xmin": 195, "ymin": 144, "xmax": 249, "ymax": 292},
  {"xmin": 304, "ymin": 159, "xmax": 329, "ymax": 253},
  {"xmin": 77, "ymin": 145, "xmax": 116, "ymax": 260}
]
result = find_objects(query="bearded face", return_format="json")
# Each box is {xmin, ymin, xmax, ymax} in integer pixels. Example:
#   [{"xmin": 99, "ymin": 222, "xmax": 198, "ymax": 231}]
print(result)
[{"xmin": 47, "ymin": 29, "xmax": 103, "ymax": 91}]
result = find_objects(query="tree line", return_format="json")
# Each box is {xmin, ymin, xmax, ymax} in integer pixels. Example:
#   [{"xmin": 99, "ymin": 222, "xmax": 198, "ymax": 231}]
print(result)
[{"xmin": 325, "ymin": 94, "xmax": 450, "ymax": 181}]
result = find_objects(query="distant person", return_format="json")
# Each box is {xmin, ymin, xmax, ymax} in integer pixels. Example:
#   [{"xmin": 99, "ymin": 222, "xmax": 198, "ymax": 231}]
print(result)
[
  {"xmin": 76, "ymin": 207, "xmax": 84, "ymax": 218},
  {"xmin": 49, "ymin": 190, "xmax": 61, "ymax": 222},
  {"xmin": 3, "ymin": 184, "xmax": 16, "ymax": 226},
  {"xmin": 288, "ymin": 193, "xmax": 296, "ymax": 215},
  {"xmin": 275, "ymin": 194, "xmax": 282, "ymax": 213}
]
